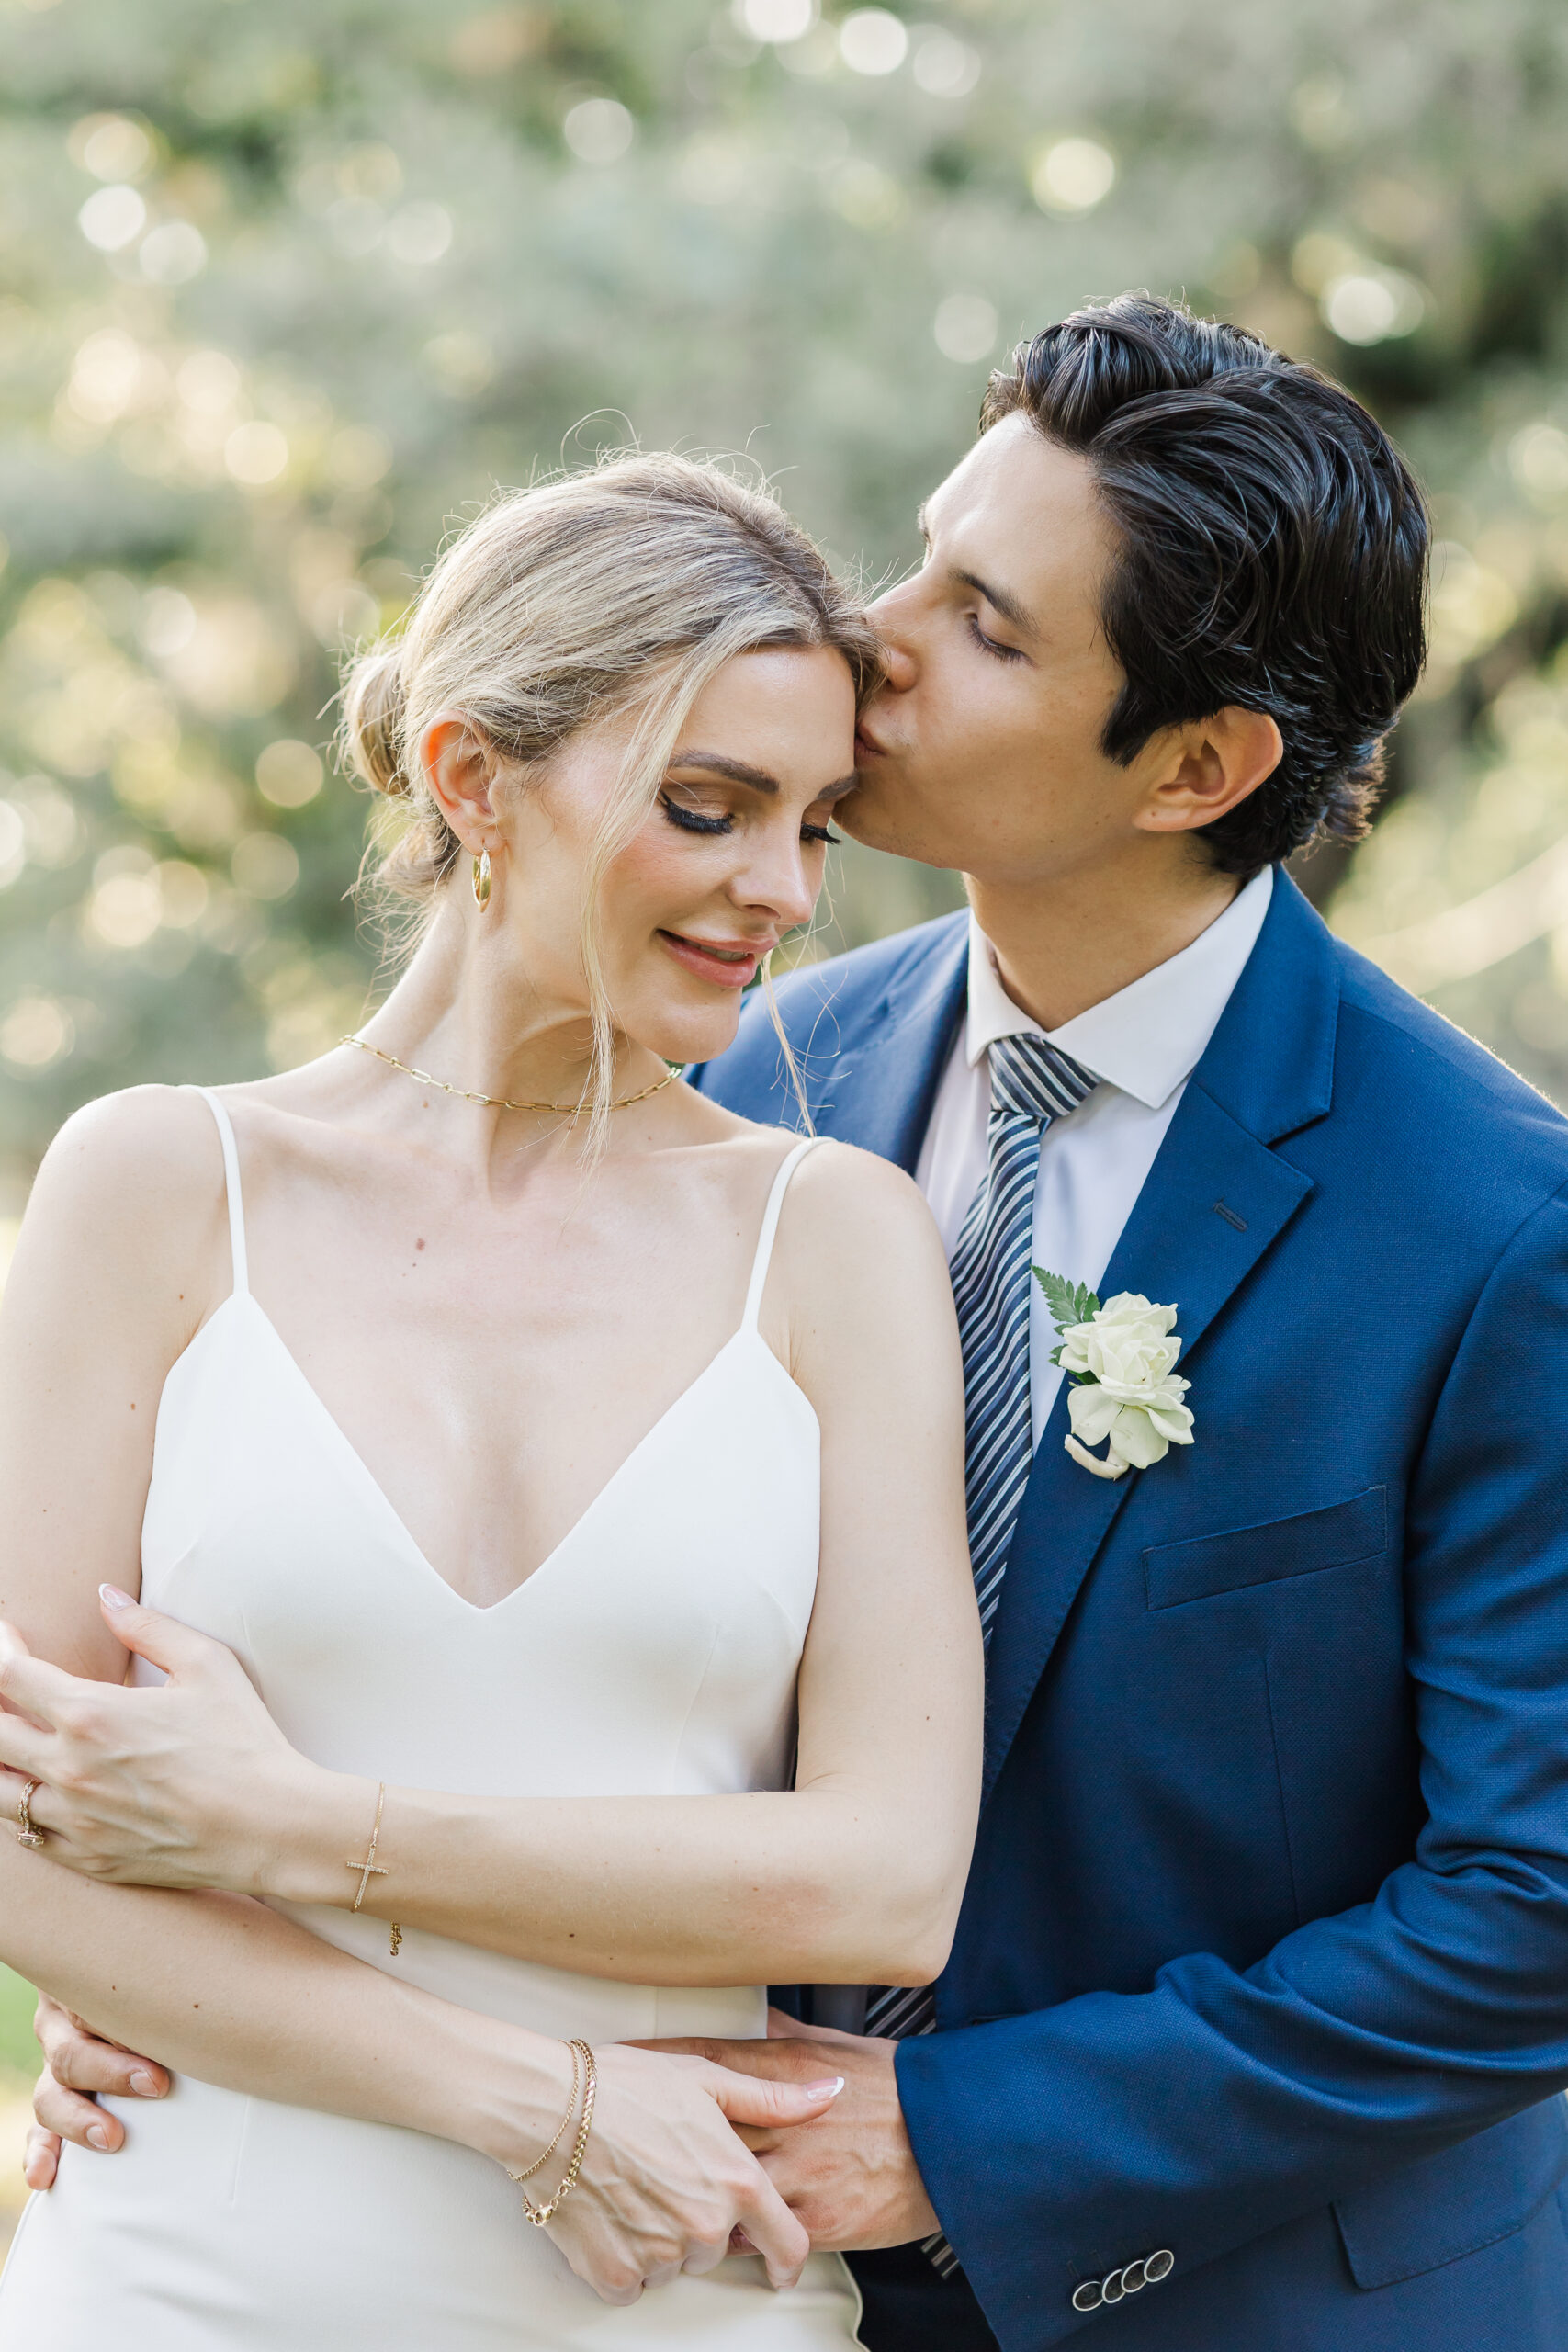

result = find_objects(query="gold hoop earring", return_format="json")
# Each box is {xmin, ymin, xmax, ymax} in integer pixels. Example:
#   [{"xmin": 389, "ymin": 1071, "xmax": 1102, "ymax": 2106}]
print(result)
[{"xmin": 472, "ymin": 848, "xmax": 492, "ymax": 911}]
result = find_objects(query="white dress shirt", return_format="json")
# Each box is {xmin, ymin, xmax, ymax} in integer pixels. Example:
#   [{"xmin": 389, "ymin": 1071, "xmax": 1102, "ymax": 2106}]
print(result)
[{"xmin": 914, "ymin": 867, "xmax": 1273, "ymax": 1445}]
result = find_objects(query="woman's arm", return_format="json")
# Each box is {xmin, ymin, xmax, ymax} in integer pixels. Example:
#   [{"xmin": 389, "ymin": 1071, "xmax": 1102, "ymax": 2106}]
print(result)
[
  {"xmin": 0, "ymin": 1089, "xmax": 563, "ymax": 2146},
  {"xmin": 0, "ymin": 1092, "xmax": 829, "ymax": 2296},
  {"xmin": 10, "ymin": 1140, "xmax": 984, "ymax": 1988}
]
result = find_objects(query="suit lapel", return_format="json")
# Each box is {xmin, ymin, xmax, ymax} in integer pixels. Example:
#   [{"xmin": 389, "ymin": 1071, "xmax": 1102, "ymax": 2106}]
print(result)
[
  {"xmin": 803, "ymin": 915, "xmax": 968, "ymax": 1173},
  {"xmin": 979, "ymin": 874, "xmax": 1341, "ymax": 1802}
]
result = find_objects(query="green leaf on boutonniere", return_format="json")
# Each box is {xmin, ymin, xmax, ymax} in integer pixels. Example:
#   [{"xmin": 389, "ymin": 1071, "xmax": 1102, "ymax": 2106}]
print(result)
[{"xmin": 1032, "ymin": 1267, "xmax": 1100, "ymax": 1336}]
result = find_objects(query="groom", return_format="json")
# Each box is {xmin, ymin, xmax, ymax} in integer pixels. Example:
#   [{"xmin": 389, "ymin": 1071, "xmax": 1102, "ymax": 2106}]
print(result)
[{"xmin": 680, "ymin": 296, "xmax": 1568, "ymax": 2347}]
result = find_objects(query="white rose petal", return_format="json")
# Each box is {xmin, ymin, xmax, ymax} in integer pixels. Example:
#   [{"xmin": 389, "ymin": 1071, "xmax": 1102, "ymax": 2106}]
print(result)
[{"xmin": 1066, "ymin": 1383, "xmax": 1122, "ymax": 1449}]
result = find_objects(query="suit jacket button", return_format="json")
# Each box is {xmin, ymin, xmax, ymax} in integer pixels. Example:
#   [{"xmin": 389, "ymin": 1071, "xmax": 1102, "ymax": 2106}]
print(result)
[
  {"xmin": 1070, "ymin": 2280, "xmax": 1103, "ymax": 2312},
  {"xmin": 1100, "ymin": 2270, "xmax": 1127, "ymax": 2304},
  {"xmin": 1120, "ymin": 2260, "xmax": 1148, "ymax": 2293},
  {"xmin": 1144, "ymin": 2248, "xmax": 1175, "ymax": 2284}
]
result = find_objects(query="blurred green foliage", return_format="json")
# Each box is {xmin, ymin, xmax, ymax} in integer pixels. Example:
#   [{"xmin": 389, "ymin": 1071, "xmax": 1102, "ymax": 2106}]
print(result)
[
  {"xmin": 2, "ymin": 0, "xmax": 1568, "ymax": 1209},
  {"xmin": 0, "ymin": 1965, "xmax": 37, "ymax": 2081}
]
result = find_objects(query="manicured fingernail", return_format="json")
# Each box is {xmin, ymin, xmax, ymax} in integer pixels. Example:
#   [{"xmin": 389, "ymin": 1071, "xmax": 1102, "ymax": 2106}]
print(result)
[
  {"xmin": 86, "ymin": 2124, "xmax": 109, "ymax": 2149},
  {"xmin": 129, "ymin": 2071, "xmax": 159, "ymax": 2097},
  {"xmin": 99, "ymin": 1585, "xmax": 134, "ymax": 1611},
  {"xmin": 806, "ymin": 2076, "xmax": 845, "ymax": 2097}
]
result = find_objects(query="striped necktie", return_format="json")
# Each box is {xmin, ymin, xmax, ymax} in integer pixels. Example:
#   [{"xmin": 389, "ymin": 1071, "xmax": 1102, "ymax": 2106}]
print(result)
[{"xmin": 863, "ymin": 1030, "xmax": 1097, "ymax": 2274}]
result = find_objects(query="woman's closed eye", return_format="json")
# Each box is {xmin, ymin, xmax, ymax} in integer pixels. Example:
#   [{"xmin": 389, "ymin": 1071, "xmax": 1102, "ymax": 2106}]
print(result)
[{"xmin": 659, "ymin": 793, "xmax": 840, "ymax": 846}]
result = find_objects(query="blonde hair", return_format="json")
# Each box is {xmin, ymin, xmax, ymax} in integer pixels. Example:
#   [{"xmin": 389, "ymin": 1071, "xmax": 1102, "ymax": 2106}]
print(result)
[{"xmin": 339, "ymin": 452, "xmax": 881, "ymax": 1146}]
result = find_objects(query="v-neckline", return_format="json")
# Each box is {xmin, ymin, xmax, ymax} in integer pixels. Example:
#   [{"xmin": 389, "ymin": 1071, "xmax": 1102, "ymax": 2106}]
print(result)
[{"xmin": 190, "ymin": 1293, "xmax": 813, "ymax": 1615}]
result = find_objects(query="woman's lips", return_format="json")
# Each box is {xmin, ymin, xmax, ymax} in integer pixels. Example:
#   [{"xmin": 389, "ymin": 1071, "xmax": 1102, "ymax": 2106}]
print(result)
[{"xmin": 658, "ymin": 931, "xmax": 772, "ymax": 989}]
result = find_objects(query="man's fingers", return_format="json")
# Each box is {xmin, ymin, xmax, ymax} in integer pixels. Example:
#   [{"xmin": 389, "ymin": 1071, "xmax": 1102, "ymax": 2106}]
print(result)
[
  {"xmin": 766, "ymin": 2006, "xmax": 864, "ymax": 2049},
  {"xmin": 35, "ymin": 2009, "xmax": 167, "ymax": 2099},
  {"xmin": 22, "ymin": 2126, "xmax": 61, "ymax": 2191},
  {"xmin": 31, "ymin": 2068, "xmax": 123, "ymax": 2152},
  {"xmin": 705, "ymin": 2064, "xmax": 845, "ymax": 2130},
  {"xmin": 735, "ymin": 2170, "xmax": 813, "ymax": 2290}
]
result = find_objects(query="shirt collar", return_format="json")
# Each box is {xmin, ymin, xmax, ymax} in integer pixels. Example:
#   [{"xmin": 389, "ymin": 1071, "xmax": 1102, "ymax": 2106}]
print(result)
[{"xmin": 964, "ymin": 865, "xmax": 1275, "ymax": 1110}]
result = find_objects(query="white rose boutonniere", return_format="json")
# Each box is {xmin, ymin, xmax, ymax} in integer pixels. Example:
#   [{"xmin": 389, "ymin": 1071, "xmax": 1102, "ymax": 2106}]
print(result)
[{"xmin": 1033, "ymin": 1271, "xmax": 1197, "ymax": 1482}]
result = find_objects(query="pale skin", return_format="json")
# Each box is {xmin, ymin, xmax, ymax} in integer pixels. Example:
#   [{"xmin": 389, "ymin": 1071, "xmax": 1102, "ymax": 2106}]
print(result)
[
  {"xmin": 1, "ymin": 640, "xmax": 982, "ymax": 2296},
  {"xmin": 27, "ymin": 417, "xmax": 1284, "ymax": 2257}
]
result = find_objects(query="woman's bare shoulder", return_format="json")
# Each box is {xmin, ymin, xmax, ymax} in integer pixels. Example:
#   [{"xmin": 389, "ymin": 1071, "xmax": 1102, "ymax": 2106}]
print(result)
[
  {"xmin": 19, "ymin": 1084, "xmax": 231, "ymax": 1306},
  {"xmin": 786, "ymin": 1135, "xmax": 944, "ymax": 1249},
  {"xmin": 773, "ymin": 1137, "xmax": 954, "ymax": 1334}
]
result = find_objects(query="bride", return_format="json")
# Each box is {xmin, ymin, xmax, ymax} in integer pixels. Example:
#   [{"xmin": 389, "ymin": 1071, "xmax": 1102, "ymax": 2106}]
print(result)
[{"xmin": 0, "ymin": 454, "xmax": 981, "ymax": 2347}]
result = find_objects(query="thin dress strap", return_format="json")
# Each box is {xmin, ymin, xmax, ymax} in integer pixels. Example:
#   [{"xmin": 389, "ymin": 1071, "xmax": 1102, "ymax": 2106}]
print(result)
[
  {"xmin": 741, "ymin": 1136, "xmax": 824, "ymax": 1332},
  {"xmin": 188, "ymin": 1087, "xmax": 250, "ymax": 1297}
]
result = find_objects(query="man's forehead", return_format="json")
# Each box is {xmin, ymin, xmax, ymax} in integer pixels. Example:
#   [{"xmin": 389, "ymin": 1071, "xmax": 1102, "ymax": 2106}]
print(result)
[
  {"xmin": 923, "ymin": 419, "xmax": 1108, "ymax": 593},
  {"xmin": 928, "ymin": 418, "xmax": 1092, "ymax": 534}
]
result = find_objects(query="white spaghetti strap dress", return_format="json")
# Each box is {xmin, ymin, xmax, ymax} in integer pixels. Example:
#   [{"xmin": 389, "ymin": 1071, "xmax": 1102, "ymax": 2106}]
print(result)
[{"xmin": 0, "ymin": 1092, "xmax": 863, "ymax": 2349}]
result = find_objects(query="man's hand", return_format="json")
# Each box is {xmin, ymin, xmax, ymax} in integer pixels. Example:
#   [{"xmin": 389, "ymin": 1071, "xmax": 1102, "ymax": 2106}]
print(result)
[
  {"xmin": 639, "ymin": 2009, "xmax": 939, "ymax": 2250},
  {"xmin": 23, "ymin": 1992, "xmax": 169, "ymax": 2188}
]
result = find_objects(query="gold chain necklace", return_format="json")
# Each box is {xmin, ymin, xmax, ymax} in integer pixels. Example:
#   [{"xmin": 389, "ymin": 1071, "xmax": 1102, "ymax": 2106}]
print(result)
[{"xmin": 341, "ymin": 1035, "xmax": 682, "ymax": 1115}]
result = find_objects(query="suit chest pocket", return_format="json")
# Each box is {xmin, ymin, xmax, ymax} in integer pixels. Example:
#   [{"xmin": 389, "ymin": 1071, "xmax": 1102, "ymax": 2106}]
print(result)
[{"xmin": 1144, "ymin": 1487, "xmax": 1387, "ymax": 1611}]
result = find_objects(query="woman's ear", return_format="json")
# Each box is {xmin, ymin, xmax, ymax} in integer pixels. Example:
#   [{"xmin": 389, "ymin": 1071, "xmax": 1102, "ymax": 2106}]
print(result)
[
  {"xmin": 419, "ymin": 713, "xmax": 504, "ymax": 849},
  {"xmin": 1134, "ymin": 707, "xmax": 1284, "ymax": 838}
]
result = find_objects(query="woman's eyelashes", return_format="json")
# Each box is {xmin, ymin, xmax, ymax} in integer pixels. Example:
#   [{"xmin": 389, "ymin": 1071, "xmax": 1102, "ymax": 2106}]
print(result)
[
  {"xmin": 660, "ymin": 793, "xmax": 732, "ymax": 837},
  {"xmin": 659, "ymin": 793, "xmax": 839, "ymax": 846}
]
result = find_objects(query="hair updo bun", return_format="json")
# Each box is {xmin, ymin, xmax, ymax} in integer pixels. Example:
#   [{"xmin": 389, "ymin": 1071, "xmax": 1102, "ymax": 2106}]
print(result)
[{"xmin": 341, "ymin": 646, "xmax": 411, "ymax": 799}]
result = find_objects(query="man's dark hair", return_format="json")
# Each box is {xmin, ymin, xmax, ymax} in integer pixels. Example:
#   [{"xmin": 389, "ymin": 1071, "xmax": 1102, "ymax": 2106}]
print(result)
[{"xmin": 980, "ymin": 293, "xmax": 1429, "ymax": 876}]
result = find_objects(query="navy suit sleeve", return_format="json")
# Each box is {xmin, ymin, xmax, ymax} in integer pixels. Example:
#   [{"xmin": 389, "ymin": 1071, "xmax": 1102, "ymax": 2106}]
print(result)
[{"xmin": 897, "ymin": 1182, "xmax": 1568, "ymax": 2344}]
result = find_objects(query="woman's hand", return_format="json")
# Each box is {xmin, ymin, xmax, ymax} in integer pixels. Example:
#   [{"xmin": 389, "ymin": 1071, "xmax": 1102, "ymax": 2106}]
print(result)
[
  {"xmin": 0, "ymin": 1589, "xmax": 328, "ymax": 1894},
  {"xmin": 26, "ymin": 1998, "xmax": 845, "ymax": 2304},
  {"xmin": 535, "ymin": 2043, "xmax": 844, "ymax": 2301}
]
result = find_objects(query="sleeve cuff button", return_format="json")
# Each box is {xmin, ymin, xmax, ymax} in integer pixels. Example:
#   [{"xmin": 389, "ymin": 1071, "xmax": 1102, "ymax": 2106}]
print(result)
[{"xmin": 1069, "ymin": 2250, "xmax": 1174, "ymax": 2312}]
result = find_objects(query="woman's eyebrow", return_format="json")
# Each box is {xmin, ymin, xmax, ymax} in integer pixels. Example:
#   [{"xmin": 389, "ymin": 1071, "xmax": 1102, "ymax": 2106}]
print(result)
[
  {"xmin": 668, "ymin": 752, "xmax": 780, "ymax": 794},
  {"xmin": 668, "ymin": 752, "xmax": 858, "ymax": 801}
]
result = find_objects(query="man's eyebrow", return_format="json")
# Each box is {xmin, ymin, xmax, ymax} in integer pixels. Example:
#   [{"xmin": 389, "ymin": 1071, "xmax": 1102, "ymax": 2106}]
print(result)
[{"xmin": 953, "ymin": 567, "xmax": 1039, "ymax": 639}]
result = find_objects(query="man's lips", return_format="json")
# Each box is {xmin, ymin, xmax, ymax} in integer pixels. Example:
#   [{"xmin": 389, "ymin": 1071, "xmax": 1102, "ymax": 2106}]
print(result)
[
  {"xmin": 854, "ymin": 720, "xmax": 887, "ymax": 760},
  {"xmin": 657, "ymin": 931, "xmax": 774, "ymax": 989}
]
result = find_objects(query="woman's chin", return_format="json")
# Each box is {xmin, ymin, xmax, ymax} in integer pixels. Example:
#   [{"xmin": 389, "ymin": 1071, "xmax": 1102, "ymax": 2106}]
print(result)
[{"xmin": 634, "ymin": 995, "xmax": 747, "ymax": 1075}]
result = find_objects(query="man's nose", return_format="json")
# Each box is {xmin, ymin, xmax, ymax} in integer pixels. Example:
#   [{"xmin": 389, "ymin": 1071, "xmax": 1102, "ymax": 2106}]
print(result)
[{"xmin": 867, "ymin": 582, "xmax": 919, "ymax": 693}]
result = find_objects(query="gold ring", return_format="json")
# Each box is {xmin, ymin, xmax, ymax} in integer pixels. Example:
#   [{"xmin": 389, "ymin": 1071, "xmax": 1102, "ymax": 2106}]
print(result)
[{"xmin": 16, "ymin": 1779, "xmax": 46, "ymax": 1849}]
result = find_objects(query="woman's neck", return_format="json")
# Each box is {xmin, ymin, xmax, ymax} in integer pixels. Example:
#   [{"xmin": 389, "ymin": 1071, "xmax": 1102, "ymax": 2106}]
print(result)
[{"xmin": 356, "ymin": 891, "xmax": 662, "ymax": 1123}]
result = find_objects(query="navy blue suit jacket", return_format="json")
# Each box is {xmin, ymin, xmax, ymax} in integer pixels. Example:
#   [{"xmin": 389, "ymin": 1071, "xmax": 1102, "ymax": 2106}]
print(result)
[{"xmin": 692, "ymin": 872, "xmax": 1568, "ymax": 2349}]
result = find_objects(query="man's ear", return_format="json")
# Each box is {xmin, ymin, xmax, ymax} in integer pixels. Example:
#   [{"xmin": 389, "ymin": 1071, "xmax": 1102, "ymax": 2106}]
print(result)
[
  {"xmin": 418, "ymin": 712, "xmax": 504, "ymax": 849},
  {"xmin": 1133, "ymin": 707, "xmax": 1284, "ymax": 839}
]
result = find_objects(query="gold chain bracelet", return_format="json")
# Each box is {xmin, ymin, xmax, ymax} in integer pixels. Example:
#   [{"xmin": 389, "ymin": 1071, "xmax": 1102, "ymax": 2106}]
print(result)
[
  {"xmin": 510, "ymin": 2040, "xmax": 598, "ymax": 2227},
  {"xmin": 506, "ymin": 2041, "xmax": 582, "ymax": 2189},
  {"xmin": 343, "ymin": 1780, "xmax": 402, "ymax": 1958}
]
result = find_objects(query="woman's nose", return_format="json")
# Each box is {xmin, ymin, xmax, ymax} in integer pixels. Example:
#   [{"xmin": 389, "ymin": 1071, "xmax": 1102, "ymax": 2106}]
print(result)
[{"xmin": 736, "ymin": 835, "xmax": 816, "ymax": 931}]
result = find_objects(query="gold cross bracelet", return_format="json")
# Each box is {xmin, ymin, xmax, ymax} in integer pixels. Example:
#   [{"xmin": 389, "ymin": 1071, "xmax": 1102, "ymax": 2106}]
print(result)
[{"xmin": 345, "ymin": 1781, "xmax": 402, "ymax": 1957}]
